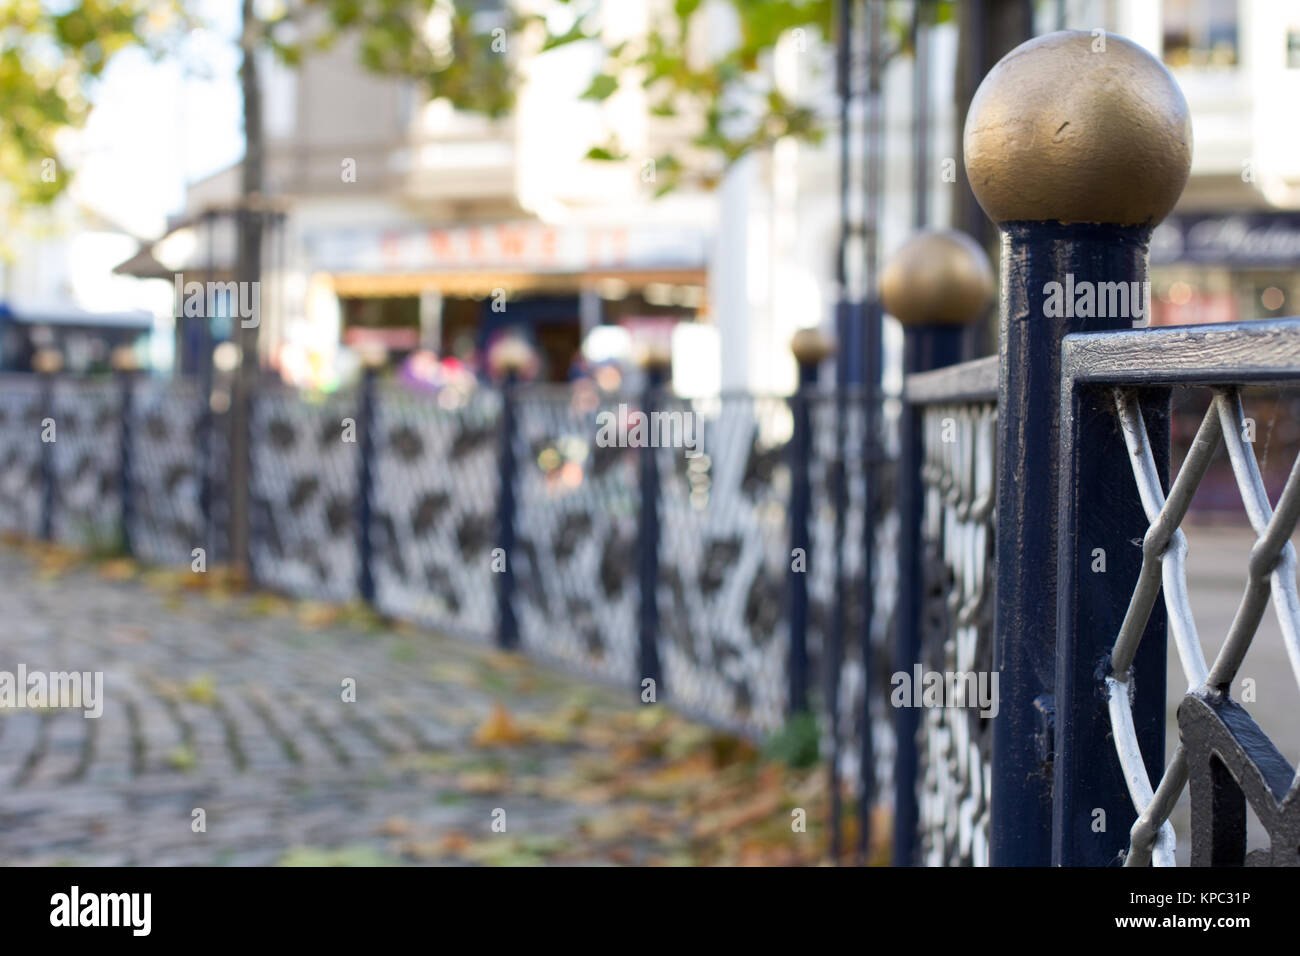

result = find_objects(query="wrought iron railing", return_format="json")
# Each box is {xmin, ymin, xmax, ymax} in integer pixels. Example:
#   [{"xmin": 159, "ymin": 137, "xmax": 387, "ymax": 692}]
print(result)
[
  {"xmin": 371, "ymin": 382, "xmax": 500, "ymax": 639},
  {"xmin": 1057, "ymin": 319, "xmax": 1300, "ymax": 866},
  {"xmin": 513, "ymin": 383, "xmax": 637, "ymax": 681},
  {"xmin": 0, "ymin": 369, "xmax": 894, "ymax": 859},
  {"xmin": 128, "ymin": 378, "xmax": 210, "ymax": 567},
  {"xmin": 895, "ymin": 356, "xmax": 997, "ymax": 867},
  {"xmin": 0, "ymin": 374, "xmax": 47, "ymax": 539},
  {"xmin": 10, "ymin": 314, "xmax": 1300, "ymax": 869}
]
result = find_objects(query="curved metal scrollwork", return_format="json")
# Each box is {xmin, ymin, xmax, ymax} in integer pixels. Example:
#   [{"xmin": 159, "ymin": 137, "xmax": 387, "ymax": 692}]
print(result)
[
  {"xmin": 1110, "ymin": 387, "xmax": 1300, "ymax": 867},
  {"xmin": 916, "ymin": 401, "xmax": 996, "ymax": 867}
]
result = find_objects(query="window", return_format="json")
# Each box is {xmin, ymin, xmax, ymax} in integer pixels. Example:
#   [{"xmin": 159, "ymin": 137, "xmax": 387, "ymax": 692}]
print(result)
[{"xmin": 1163, "ymin": 0, "xmax": 1239, "ymax": 68}]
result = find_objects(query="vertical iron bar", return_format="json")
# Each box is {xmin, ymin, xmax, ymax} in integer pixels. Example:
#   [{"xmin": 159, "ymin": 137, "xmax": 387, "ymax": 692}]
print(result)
[
  {"xmin": 495, "ymin": 373, "xmax": 520, "ymax": 650},
  {"xmin": 198, "ymin": 383, "xmax": 213, "ymax": 560},
  {"xmin": 892, "ymin": 325, "xmax": 965, "ymax": 865},
  {"xmin": 990, "ymin": 222, "xmax": 1154, "ymax": 865},
  {"xmin": 787, "ymin": 357, "xmax": 820, "ymax": 716},
  {"xmin": 1054, "ymin": 380, "xmax": 1169, "ymax": 864},
  {"xmin": 856, "ymin": 0, "xmax": 885, "ymax": 865},
  {"xmin": 356, "ymin": 364, "xmax": 378, "ymax": 605},
  {"xmin": 199, "ymin": 209, "xmax": 216, "ymax": 562},
  {"xmin": 38, "ymin": 366, "xmax": 56, "ymax": 542},
  {"xmin": 827, "ymin": 389, "xmax": 847, "ymax": 864},
  {"xmin": 637, "ymin": 366, "xmax": 666, "ymax": 697},
  {"xmin": 826, "ymin": 0, "xmax": 855, "ymax": 863},
  {"xmin": 118, "ymin": 366, "xmax": 135, "ymax": 557},
  {"xmin": 244, "ymin": 384, "xmax": 258, "ymax": 586}
]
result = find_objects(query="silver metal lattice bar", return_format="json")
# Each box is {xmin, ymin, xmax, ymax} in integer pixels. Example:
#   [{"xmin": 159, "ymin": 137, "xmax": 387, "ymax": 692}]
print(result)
[{"xmin": 1108, "ymin": 384, "xmax": 1300, "ymax": 865}]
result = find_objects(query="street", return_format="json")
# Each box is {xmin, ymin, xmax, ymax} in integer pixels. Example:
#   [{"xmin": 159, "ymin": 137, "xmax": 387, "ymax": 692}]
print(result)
[{"xmin": 0, "ymin": 542, "xmax": 833, "ymax": 866}]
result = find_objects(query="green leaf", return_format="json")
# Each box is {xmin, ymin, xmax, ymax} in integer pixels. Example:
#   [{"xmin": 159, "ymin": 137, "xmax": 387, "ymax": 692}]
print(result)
[
  {"xmin": 584, "ymin": 145, "xmax": 625, "ymax": 162},
  {"xmin": 580, "ymin": 72, "xmax": 619, "ymax": 101}
]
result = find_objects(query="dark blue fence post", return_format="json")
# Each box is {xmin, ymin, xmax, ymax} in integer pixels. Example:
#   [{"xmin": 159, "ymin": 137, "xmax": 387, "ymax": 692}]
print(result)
[
  {"xmin": 963, "ymin": 31, "xmax": 1192, "ymax": 865},
  {"xmin": 826, "ymin": 303, "xmax": 856, "ymax": 863},
  {"xmin": 637, "ymin": 348, "xmax": 670, "ymax": 700},
  {"xmin": 493, "ymin": 338, "xmax": 533, "ymax": 651},
  {"xmin": 356, "ymin": 355, "xmax": 381, "ymax": 605},
  {"xmin": 882, "ymin": 230, "xmax": 994, "ymax": 866},
  {"xmin": 495, "ymin": 377, "xmax": 520, "ymax": 650},
  {"xmin": 34, "ymin": 349, "xmax": 62, "ymax": 542},
  {"xmin": 197, "ymin": 374, "xmax": 214, "ymax": 560},
  {"xmin": 112, "ymin": 347, "xmax": 138, "ymax": 557},
  {"xmin": 787, "ymin": 329, "xmax": 835, "ymax": 718}
]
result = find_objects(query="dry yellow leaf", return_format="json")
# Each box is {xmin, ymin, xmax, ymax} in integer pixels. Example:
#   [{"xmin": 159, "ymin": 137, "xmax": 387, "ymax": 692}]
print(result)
[
  {"xmin": 472, "ymin": 702, "xmax": 527, "ymax": 747},
  {"xmin": 96, "ymin": 558, "xmax": 137, "ymax": 581}
]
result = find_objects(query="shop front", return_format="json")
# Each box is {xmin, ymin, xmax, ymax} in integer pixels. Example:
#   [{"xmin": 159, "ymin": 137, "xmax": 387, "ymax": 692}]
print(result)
[
  {"xmin": 1151, "ymin": 211, "xmax": 1300, "ymax": 325},
  {"xmin": 300, "ymin": 220, "xmax": 710, "ymax": 384},
  {"xmin": 1151, "ymin": 210, "xmax": 1300, "ymax": 516}
]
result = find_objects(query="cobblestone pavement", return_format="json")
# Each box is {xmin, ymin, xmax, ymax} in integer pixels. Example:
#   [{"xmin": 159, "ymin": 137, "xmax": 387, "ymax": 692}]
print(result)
[
  {"xmin": 9, "ymin": 523, "xmax": 1277, "ymax": 867},
  {"xmin": 0, "ymin": 544, "xmax": 831, "ymax": 867}
]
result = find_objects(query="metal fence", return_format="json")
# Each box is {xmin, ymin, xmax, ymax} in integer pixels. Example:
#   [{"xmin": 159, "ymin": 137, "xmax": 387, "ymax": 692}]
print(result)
[
  {"xmin": 0, "ymin": 366, "xmax": 894, "ymax": 856},
  {"xmin": 897, "ymin": 358, "xmax": 997, "ymax": 867},
  {"xmin": 11, "ymin": 299, "xmax": 1300, "ymax": 870},
  {"xmin": 1056, "ymin": 322, "xmax": 1300, "ymax": 867},
  {"xmin": 9, "ymin": 29, "xmax": 1294, "ymax": 867},
  {"xmin": 887, "ymin": 298, "xmax": 1300, "ymax": 867}
]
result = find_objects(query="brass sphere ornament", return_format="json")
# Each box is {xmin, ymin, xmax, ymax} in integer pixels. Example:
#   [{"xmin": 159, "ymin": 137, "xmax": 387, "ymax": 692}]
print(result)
[
  {"xmin": 963, "ymin": 31, "xmax": 1192, "ymax": 227},
  {"xmin": 880, "ymin": 230, "xmax": 995, "ymax": 326},
  {"xmin": 355, "ymin": 340, "xmax": 388, "ymax": 370},
  {"xmin": 790, "ymin": 327, "xmax": 835, "ymax": 364},
  {"xmin": 32, "ymin": 348, "xmax": 63, "ymax": 375},
  {"xmin": 634, "ymin": 340, "xmax": 673, "ymax": 372},
  {"xmin": 110, "ymin": 345, "xmax": 139, "ymax": 372},
  {"xmin": 493, "ymin": 334, "xmax": 535, "ymax": 378}
]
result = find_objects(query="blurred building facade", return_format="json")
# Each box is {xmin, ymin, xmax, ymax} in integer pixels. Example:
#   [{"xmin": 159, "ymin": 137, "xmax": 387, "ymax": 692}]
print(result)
[
  {"xmin": 125, "ymin": 2, "xmax": 721, "ymax": 390},
  {"xmin": 112, "ymin": 0, "xmax": 1300, "ymax": 392},
  {"xmin": 1070, "ymin": 0, "xmax": 1300, "ymax": 328}
]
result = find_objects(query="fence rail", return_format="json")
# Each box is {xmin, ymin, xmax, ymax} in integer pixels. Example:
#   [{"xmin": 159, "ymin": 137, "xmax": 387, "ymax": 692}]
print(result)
[
  {"xmin": 0, "ymin": 368, "xmax": 894, "ymax": 858},
  {"xmin": 1057, "ymin": 321, "xmax": 1300, "ymax": 866},
  {"xmin": 7, "ymin": 317, "xmax": 1300, "ymax": 868}
]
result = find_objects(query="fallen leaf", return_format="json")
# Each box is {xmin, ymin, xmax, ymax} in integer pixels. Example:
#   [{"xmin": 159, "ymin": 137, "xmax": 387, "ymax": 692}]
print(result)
[
  {"xmin": 455, "ymin": 770, "xmax": 509, "ymax": 793},
  {"xmin": 472, "ymin": 702, "xmax": 527, "ymax": 747},
  {"xmin": 184, "ymin": 674, "xmax": 217, "ymax": 705},
  {"xmin": 96, "ymin": 558, "xmax": 137, "ymax": 581},
  {"xmin": 379, "ymin": 816, "xmax": 412, "ymax": 837},
  {"xmin": 692, "ymin": 787, "xmax": 785, "ymax": 839}
]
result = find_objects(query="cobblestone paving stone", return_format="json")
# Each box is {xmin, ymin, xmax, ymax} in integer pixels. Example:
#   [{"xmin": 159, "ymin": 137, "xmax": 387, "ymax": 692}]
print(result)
[{"xmin": 0, "ymin": 544, "xmax": 833, "ymax": 867}]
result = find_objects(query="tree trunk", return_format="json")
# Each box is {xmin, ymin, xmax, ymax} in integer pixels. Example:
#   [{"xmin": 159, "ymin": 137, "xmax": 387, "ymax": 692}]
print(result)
[{"xmin": 228, "ymin": 0, "xmax": 264, "ymax": 578}]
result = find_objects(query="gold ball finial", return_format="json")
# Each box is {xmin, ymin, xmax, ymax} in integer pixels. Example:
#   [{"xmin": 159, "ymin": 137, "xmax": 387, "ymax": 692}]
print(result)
[
  {"xmin": 635, "ymin": 340, "xmax": 673, "ymax": 372},
  {"xmin": 493, "ymin": 335, "xmax": 535, "ymax": 377},
  {"xmin": 32, "ymin": 348, "xmax": 63, "ymax": 375},
  {"xmin": 355, "ymin": 340, "xmax": 388, "ymax": 370},
  {"xmin": 790, "ymin": 328, "xmax": 835, "ymax": 364},
  {"xmin": 880, "ymin": 230, "xmax": 995, "ymax": 326},
  {"xmin": 110, "ymin": 346, "xmax": 139, "ymax": 372},
  {"xmin": 963, "ymin": 31, "xmax": 1192, "ymax": 227}
]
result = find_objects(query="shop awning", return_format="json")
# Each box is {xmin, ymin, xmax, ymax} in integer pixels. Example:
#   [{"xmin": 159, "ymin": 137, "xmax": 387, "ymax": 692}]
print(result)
[{"xmin": 328, "ymin": 268, "xmax": 707, "ymax": 298}]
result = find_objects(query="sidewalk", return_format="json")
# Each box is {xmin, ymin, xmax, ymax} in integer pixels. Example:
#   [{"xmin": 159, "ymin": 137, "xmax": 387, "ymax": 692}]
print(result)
[
  {"xmin": 0, "ymin": 543, "xmax": 835, "ymax": 866},
  {"xmin": 1169, "ymin": 521, "xmax": 1300, "ymax": 863}
]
